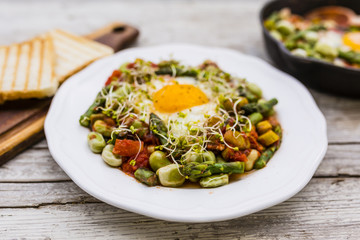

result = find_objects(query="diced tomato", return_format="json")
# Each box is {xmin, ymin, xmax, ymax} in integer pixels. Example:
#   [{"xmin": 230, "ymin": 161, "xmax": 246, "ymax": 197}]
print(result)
[
  {"xmin": 121, "ymin": 150, "xmax": 150, "ymax": 175},
  {"xmin": 150, "ymin": 62, "xmax": 158, "ymax": 68},
  {"xmin": 224, "ymin": 148, "xmax": 248, "ymax": 162},
  {"xmin": 105, "ymin": 70, "xmax": 122, "ymax": 86},
  {"xmin": 132, "ymin": 150, "xmax": 150, "ymax": 169},
  {"xmin": 121, "ymin": 162, "xmax": 137, "ymax": 175},
  {"xmin": 249, "ymin": 135, "xmax": 264, "ymax": 153},
  {"xmin": 113, "ymin": 139, "xmax": 144, "ymax": 157},
  {"xmin": 231, "ymin": 151, "xmax": 248, "ymax": 162},
  {"xmin": 127, "ymin": 62, "xmax": 136, "ymax": 69},
  {"xmin": 248, "ymin": 128, "xmax": 258, "ymax": 139}
]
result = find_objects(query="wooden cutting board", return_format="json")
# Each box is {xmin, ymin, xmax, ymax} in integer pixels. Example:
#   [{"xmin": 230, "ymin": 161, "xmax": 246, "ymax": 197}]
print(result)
[{"xmin": 0, "ymin": 23, "xmax": 139, "ymax": 166}]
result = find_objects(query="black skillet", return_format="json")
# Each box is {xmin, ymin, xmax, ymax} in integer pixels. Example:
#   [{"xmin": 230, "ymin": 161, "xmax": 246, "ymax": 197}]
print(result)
[{"xmin": 260, "ymin": 0, "xmax": 360, "ymax": 98}]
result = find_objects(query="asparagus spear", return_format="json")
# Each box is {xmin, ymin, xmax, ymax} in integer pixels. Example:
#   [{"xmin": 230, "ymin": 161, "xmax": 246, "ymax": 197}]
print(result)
[
  {"xmin": 149, "ymin": 113, "xmax": 168, "ymax": 145},
  {"xmin": 254, "ymin": 125, "xmax": 282, "ymax": 169},
  {"xmin": 273, "ymin": 125, "xmax": 282, "ymax": 150},
  {"xmin": 241, "ymin": 98, "xmax": 278, "ymax": 115},
  {"xmin": 253, "ymin": 147, "xmax": 275, "ymax": 169},
  {"xmin": 248, "ymin": 112, "xmax": 263, "ymax": 125},
  {"xmin": 200, "ymin": 174, "xmax": 229, "ymax": 188},
  {"xmin": 182, "ymin": 162, "xmax": 245, "ymax": 179},
  {"xmin": 155, "ymin": 61, "xmax": 198, "ymax": 77},
  {"xmin": 339, "ymin": 50, "xmax": 360, "ymax": 65},
  {"xmin": 134, "ymin": 168, "xmax": 158, "ymax": 186},
  {"xmin": 155, "ymin": 66, "xmax": 198, "ymax": 77},
  {"xmin": 79, "ymin": 90, "xmax": 106, "ymax": 127}
]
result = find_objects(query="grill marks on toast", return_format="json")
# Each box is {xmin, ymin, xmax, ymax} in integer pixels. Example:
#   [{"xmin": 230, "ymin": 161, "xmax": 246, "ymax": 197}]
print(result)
[
  {"xmin": 24, "ymin": 40, "xmax": 33, "ymax": 91},
  {"xmin": 49, "ymin": 29, "xmax": 113, "ymax": 83},
  {"xmin": 0, "ymin": 29, "xmax": 113, "ymax": 103},
  {"xmin": 0, "ymin": 36, "xmax": 58, "ymax": 103}
]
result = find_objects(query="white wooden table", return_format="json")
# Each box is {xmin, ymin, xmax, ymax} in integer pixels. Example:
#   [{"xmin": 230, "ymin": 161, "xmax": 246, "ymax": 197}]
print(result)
[{"xmin": 1, "ymin": 0, "xmax": 360, "ymax": 239}]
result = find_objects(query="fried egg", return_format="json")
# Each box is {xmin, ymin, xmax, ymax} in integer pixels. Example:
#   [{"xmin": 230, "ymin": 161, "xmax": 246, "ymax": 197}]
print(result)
[
  {"xmin": 343, "ymin": 32, "xmax": 360, "ymax": 51},
  {"xmin": 148, "ymin": 77, "xmax": 218, "ymax": 137}
]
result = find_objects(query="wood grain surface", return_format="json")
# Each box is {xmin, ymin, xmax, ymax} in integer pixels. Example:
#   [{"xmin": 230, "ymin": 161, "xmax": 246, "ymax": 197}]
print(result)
[{"xmin": 0, "ymin": 0, "xmax": 359, "ymax": 239}]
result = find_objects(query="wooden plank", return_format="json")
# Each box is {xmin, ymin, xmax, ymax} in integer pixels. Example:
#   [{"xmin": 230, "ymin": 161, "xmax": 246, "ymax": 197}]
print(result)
[
  {"xmin": 0, "ymin": 148, "xmax": 70, "ymax": 182},
  {"xmin": 0, "ymin": 109, "xmax": 47, "ymax": 166},
  {"xmin": 0, "ymin": 178, "xmax": 359, "ymax": 239},
  {"xmin": 316, "ymin": 144, "xmax": 360, "ymax": 177},
  {"xmin": 1, "ymin": 144, "xmax": 359, "ymax": 182},
  {"xmin": 0, "ymin": 182, "xmax": 97, "ymax": 207},
  {"xmin": 311, "ymin": 90, "xmax": 360, "ymax": 143}
]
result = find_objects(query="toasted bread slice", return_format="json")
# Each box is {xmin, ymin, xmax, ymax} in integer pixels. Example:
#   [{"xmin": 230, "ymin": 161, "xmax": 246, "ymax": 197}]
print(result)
[
  {"xmin": 0, "ymin": 35, "xmax": 58, "ymax": 104},
  {"xmin": 49, "ymin": 29, "xmax": 114, "ymax": 83}
]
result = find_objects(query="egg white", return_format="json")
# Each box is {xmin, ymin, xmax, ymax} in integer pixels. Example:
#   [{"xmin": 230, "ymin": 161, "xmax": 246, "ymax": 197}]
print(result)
[{"xmin": 145, "ymin": 76, "xmax": 218, "ymax": 137}]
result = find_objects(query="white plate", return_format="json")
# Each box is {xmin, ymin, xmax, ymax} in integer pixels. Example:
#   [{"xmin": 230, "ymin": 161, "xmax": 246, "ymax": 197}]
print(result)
[{"xmin": 45, "ymin": 44, "xmax": 328, "ymax": 223}]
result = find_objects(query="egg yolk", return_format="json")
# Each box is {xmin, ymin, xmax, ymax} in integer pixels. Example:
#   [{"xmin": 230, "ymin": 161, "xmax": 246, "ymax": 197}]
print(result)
[
  {"xmin": 343, "ymin": 32, "xmax": 360, "ymax": 51},
  {"xmin": 153, "ymin": 84, "xmax": 209, "ymax": 113}
]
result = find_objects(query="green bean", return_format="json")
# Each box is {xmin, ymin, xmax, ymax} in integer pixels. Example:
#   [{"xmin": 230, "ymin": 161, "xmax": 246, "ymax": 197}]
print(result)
[
  {"xmin": 202, "ymin": 151, "xmax": 216, "ymax": 164},
  {"xmin": 276, "ymin": 20, "xmax": 295, "ymax": 36},
  {"xmin": 304, "ymin": 31, "xmax": 319, "ymax": 43},
  {"xmin": 248, "ymin": 112, "xmax": 263, "ymax": 125},
  {"xmin": 87, "ymin": 132, "xmax": 106, "ymax": 153},
  {"xmin": 200, "ymin": 174, "xmax": 229, "ymax": 188},
  {"xmin": 157, "ymin": 164, "xmax": 185, "ymax": 187},
  {"xmin": 269, "ymin": 30, "xmax": 282, "ymax": 41},
  {"xmin": 93, "ymin": 120, "xmax": 113, "ymax": 138},
  {"xmin": 183, "ymin": 152, "xmax": 202, "ymax": 164},
  {"xmin": 315, "ymin": 41, "xmax": 338, "ymax": 58},
  {"xmin": 264, "ymin": 12, "xmax": 280, "ymax": 30},
  {"xmin": 292, "ymin": 48, "xmax": 308, "ymax": 58},
  {"xmin": 134, "ymin": 168, "xmax": 158, "ymax": 186},
  {"xmin": 149, "ymin": 151, "xmax": 172, "ymax": 171},
  {"xmin": 101, "ymin": 144, "xmax": 123, "ymax": 167},
  {"xmin": 247, "ymin": 83, "xmax": 262, "ymax": 98}
]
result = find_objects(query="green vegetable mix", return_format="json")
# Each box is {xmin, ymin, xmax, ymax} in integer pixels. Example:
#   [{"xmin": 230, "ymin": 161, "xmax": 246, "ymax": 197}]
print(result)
[
  {"xmin": 264, "ymin": 7, "xmax": 360, "ymax": 69},
  {"xmin": 80, "ymin": 59, "xmax": 282, "ymax": 188}
]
